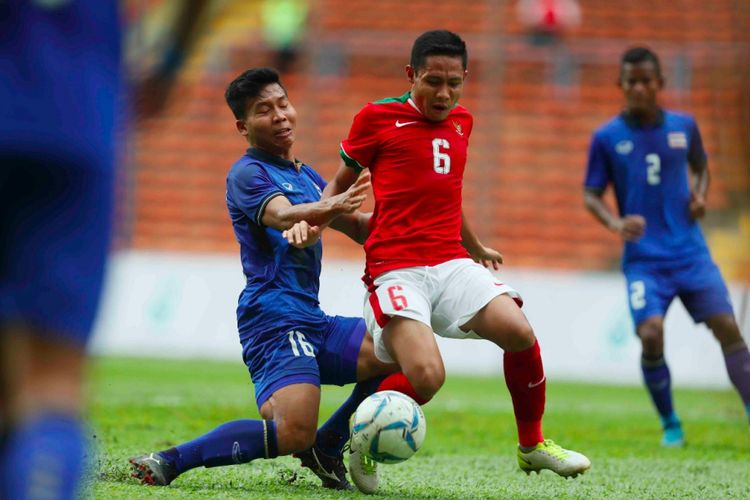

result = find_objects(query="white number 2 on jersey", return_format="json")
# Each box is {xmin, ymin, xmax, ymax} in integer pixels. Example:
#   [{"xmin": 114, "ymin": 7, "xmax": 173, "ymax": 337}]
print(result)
[
  {"xmin": 629, "ymin": 281, "xmax": 646, "ymax": 310},
  {"xmin": 646, "ymin": 153, "xmax": 661, "ymax": 185},
  {"xmin": 432, "ymin": 138, "xmax": 450, "ymax": 174}
]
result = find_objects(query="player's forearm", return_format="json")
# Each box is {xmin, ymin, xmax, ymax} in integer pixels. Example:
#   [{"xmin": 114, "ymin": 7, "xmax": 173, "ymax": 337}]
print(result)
[
  {"xmin": 270, "ymin": 199, "xmax": 348, "ymax": 230},
  {"xmin": 329, "ymin": 211, "xmax": 371, "ymax": 244},
  {"xmin": 584, "ymin": 190, "xmax": 621, "ymax": 233},
  {"xmin": 460, "ymin": 212, "xmax": 483, "ymax": 253},
  {"xmin": 691, "ymin": 164, "xmax": 710, "ymax": 199}
]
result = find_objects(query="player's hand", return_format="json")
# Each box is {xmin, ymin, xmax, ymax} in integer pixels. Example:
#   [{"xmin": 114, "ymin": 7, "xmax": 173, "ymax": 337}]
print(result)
[
  {"xmin": 328, "ymin": 171, "xmax": 370, "ymax": 214},
  {"xmin": 612, "ymin": 215, "xmax": 645, "ymax": 241},
  {"xmin": 283, "ymin": 221, "xmax": 321, "ymax": 248},
  {"xmin": 469, "ymin": 245, "xmax": 504, "ymax": 270},
  {"xmin": 689, "ymin": 192, "xmax": 706, "ymax": 219}
]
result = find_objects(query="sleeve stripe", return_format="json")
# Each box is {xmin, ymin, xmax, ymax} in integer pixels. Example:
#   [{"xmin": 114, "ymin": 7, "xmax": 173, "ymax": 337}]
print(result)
[
  {"xmin": 339, "ymin": 143, "xmax": 365, "ymax": 172},
  {"xmin": 255, "ymin": 191, "xmax": 284, "ymax": 226}
]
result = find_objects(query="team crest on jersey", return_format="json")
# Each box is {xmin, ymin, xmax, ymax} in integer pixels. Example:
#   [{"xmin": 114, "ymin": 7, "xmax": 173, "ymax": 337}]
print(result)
[
  {"xmin": 615, "ymin": 140, "xmax": 633, "ymax": 155},
  {"xmin": 281, "ymin": 182, "xmax": 294, "ymax": 191},
  {"xmin": 452, "ymin": 121, "xmax": 464, "ymax": 136},
  {"xmin": 668, "ymin": 132, "xmax": 687, "ymax": 149}
]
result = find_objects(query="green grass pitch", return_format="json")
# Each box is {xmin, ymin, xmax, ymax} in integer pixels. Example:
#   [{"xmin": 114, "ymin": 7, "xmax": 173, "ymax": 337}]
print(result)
[{"xmin": 89, "ymin": 357, "xmax": 749, "ymax": 499}]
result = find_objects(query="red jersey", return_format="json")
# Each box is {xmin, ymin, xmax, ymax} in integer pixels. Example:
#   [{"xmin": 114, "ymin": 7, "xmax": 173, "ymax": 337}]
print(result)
[{"xmin": 340, "ymin": 91, "xmax": 472, "ymax": 280}]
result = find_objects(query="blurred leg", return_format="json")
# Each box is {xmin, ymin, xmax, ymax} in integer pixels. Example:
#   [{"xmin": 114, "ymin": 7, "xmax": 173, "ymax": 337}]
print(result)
[
  {"xmin": 707, "ymin": 314, "xmax": 750, "ymax": 420},
  {"xmin": 1, "ymin": 327, "xmax": 87, "ymax": 500}
]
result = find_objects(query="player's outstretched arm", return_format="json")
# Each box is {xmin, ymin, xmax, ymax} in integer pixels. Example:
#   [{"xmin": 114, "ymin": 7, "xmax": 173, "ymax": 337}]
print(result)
[
  {"xmin": 583, "ymin": 187, "xmax": 645, "ymax": 241},
  {"xmin": 261, "ymin": 172, "xmax": 370, "ymax": 230},
  {"xmin": 461, "ymin": 212, "xmax": 503, "ymax": 270},
  {"xmin": 322, "ymin": 160, "xmax": 361, "ymax": 199}
]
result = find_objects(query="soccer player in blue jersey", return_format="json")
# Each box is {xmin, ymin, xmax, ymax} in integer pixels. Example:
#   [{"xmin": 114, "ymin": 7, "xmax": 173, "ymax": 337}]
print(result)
[
  {"xmin": 0, "ymin": 2, "xmax": 209, "ymax": 498},
  {"xmin": 0, "ymin": 3, "xmax": 121, "ymax": 499},
  {"xmin": 584, "ymin": 47, "xmax": 750, "ymax": 447},
  {"xmin": 129, "ymin": 67, "xmax": 422, "ymax": 492}
]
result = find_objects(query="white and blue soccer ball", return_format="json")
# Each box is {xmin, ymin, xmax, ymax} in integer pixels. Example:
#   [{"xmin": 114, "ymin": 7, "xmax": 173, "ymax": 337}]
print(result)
[{"xmin": 350, "ymin": 390, "xmax": 426, "ymax": 464}]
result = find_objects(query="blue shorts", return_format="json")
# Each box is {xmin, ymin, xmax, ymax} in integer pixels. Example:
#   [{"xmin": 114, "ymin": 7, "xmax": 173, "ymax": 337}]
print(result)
[
  {"xmin": 623, "ymin": 254, "xmax": 734, "ymax": 327},
  {"xmin": 0, "ymin": 156, "xmax": 113, "ymax": 345},
  {"xmin": 241, "ymin": 315, "xmax": 366, "ymax": 409}
]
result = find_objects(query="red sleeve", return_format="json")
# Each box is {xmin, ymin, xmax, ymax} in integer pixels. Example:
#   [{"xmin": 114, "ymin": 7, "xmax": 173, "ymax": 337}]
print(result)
[{"xmin": 340, "ymin": 104, "xmax": 380, "ymax": 172}]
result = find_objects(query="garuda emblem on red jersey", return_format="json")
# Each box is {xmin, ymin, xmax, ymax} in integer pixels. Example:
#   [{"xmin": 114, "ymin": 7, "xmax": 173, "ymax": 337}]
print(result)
[{"xmin": 452, "ymin": 120, "xmax": 464, "ymax": 136}]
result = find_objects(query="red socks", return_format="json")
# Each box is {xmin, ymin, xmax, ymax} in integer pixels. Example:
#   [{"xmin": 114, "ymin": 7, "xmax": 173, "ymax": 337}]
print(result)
[
  {"xmin": 503, "ymin": 339, "xmax": 546, "ymax": 447},
  {"xmin": 377, "ymin": 372, "xmax": 431, "ymax": 405}
]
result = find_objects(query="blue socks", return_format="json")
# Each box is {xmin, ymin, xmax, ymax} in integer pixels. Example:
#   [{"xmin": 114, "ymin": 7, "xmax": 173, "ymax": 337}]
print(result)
[
  {"xmin": 315, "ymin": 377, "xmax": 384, "ymax": 457},
  {"xmin": 1, "ymin": 412, "xmax": 86, "ymax": 500},
  {"xmin": 641, "ymin": 355, "xmax": 679, "ymax": 425},
  {"xmin": 160, "ymin": 419, "xmax": 277, "ymax": 473}
]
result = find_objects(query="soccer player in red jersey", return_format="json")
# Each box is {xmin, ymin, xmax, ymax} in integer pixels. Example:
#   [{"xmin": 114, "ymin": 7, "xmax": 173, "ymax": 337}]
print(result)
[{"xmin": 324, "ymin": 29, "xmax": 591, "ymax": 482}]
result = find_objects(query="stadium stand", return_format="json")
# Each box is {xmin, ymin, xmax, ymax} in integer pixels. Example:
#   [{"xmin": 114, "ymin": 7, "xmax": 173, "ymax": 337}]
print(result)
[{"xmin": 127, "ymin": 0, "xmax": 750, "ymax": 279}]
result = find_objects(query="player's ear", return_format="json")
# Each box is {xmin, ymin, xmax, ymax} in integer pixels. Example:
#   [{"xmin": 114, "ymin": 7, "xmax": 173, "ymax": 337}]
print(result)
[
  {"xmin": 236, "ymin": 119, "xmax": 249, "ymax": 137},
  {"xmin": 406, "ymin": 65, "xmax": 415, "ymax": 84}
]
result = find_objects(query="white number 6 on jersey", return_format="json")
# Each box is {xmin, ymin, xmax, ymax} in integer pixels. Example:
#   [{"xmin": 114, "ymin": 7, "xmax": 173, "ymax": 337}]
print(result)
[{"xmin": 432, "ymin": 138, "xmax": 450, "ymax": 174}]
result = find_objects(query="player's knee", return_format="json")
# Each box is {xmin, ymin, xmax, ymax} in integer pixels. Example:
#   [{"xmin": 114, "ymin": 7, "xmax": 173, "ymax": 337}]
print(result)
[
  {"xmin": 637, "ymin": 320, "xmax": 664, "ymax": 353},
  {"xmin": 275, "ymin": 419, "xmax": 317, "ymax": 455},
  {"xmin": 407, "ymin": 361, "xmax": 445, "ymax": 400},
  {"xmin": 503, "ymin": 322, "xmax": 535, "ymax": 352},
  {"xmin": 707, "ymin": 314, "xmax": 743, "ymax": 349}
]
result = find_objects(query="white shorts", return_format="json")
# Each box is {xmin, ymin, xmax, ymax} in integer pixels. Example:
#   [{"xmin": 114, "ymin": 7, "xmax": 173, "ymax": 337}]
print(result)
[{"xmin": 363, "ymin": 258, "xmax": 522, "ymax": 363}]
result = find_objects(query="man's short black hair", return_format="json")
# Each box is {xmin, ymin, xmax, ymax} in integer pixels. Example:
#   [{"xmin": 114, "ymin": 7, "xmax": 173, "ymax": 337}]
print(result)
[
  {"xmin": 225, "ymin": 67, "xmax": 287, "ymax": 119},
  {"xmin": 620, "ymin": 47, "xmax": 662, "ymax": 78},
  {"xmin": 410, "ymin": 30, "xmax": 468, "ymax": 73}
]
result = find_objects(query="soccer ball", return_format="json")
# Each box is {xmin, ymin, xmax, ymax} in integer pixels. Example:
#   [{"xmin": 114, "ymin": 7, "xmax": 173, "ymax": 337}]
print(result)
[{"xmin": 350, "ymin": 390, "xmax": 426, "ymax": 464}]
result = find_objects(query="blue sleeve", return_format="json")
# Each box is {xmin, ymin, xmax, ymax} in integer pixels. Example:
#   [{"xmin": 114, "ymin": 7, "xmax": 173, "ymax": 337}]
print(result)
[
  {"xmin": 687, "ymin": 117, "xmax": 708, "ymax": 166},
  {"xmin": 227, "ymin": 163, "xmax": 284, "ymax": 226},
  {"xmin": 584, "ymin": 132, "xmax": 611, "ymax": 191},
  {"xmin": 309, "ymin": 167, "xmax": 327, "ymax": 193}
]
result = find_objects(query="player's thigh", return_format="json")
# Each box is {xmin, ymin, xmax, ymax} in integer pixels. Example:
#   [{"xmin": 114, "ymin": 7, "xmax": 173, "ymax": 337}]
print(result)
[
  {"xmin": 460, "ymin": 294, "xmax": 535, "ymax": 352},
  {"xmin": 623, "ymin": 265, "xmax": 673, "ymax": 328},
  {"xmin": 242, "ymin": 326, "xmax": 322, "ymax": 412},
  {"xmin": 259, "ymin": 382, "xmax": 320, "ymax": 453},
  {"xmin": 381, "ymin": 316, "xmax": 444, "ymax": 389},
  {"xmin": 0, "ymin": 156, "xmax": 113, "ymax": 343},
  {"xmin": 431, "ymin": 259, "xmax": 523, "ymax": 339},
  {"xmin": 676, "ymin": 257, "xmax": 735, "ymax": 324},
  {"xmin": 317, "ymin": 316, "xmax": 399, "ymax": 385},
  {"xmin": 363, "ymin": 269, "xmax": 432, "ymax": 364},
  {"xmin": 1, "ymin": 328, "xmax": 86, "ymax": 418},
  {"xmin": 355, "ymin": 331, "xmax": 399, "ymax": 381}
]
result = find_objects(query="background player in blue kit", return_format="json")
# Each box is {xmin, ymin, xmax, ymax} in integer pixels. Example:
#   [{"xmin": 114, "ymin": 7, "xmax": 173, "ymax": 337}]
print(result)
[
  {"xmin": 583, "ymin": 47, "xmax": 750, "ymax": 447},
  {"xmin": 129, "ymin": 68, "xmax": 422, "ymax": 493}
]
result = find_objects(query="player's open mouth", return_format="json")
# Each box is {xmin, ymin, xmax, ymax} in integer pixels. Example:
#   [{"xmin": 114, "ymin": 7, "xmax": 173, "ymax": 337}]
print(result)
[{"xmin": 275, "ymin": 128, "xmax": 292, "ymax": 138}]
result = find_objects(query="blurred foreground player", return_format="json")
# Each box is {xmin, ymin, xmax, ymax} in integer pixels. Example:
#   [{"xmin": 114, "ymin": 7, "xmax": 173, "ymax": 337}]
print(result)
[
  {"xmin": 0, "ymin": 2, "xmax": 120, "ymax": 499},
  {"xmin": 0, "ymin": 1, "xmax": 208, "ymax": 498},
  {"xmin": 584, "ymin": 47, "xmax": 750, "ymax": 446}
]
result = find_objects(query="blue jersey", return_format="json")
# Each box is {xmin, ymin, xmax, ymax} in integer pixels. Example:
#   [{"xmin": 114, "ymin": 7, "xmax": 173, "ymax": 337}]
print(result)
[
  {"xmin": 226, "ymin": 148, "xmax": 328, "ymax": 338},
  {"xmin": 0, "ymin": 1, "xmax": 121, "ymax": 169},
  {"xmin": 0, "ymin": 1, "xmax": 120, "ymax": 342},
  {"xmin": 584, "ymin": 110, "xmax": 708, "ymax": 264}
]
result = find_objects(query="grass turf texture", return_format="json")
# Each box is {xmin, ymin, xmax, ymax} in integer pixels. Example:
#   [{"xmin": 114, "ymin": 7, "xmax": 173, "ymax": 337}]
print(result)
[{"xmin": 89, "ymin": 357, "xmax": 749, "ymax": 499}]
